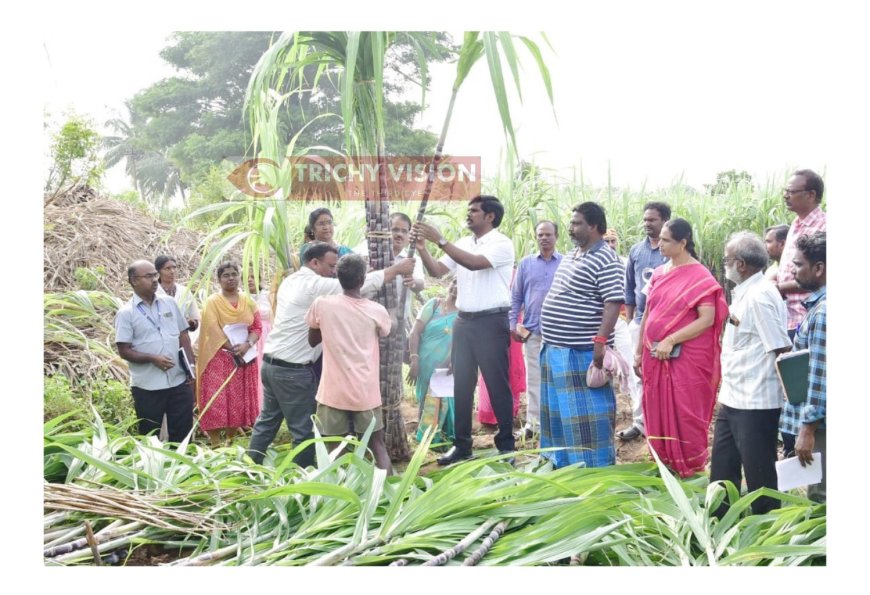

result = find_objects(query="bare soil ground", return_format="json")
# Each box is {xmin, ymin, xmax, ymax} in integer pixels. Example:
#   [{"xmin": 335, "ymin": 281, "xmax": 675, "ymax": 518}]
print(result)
[{"xmin": 402, "ymin": 388, "xmax": 651, "ymax": 475}]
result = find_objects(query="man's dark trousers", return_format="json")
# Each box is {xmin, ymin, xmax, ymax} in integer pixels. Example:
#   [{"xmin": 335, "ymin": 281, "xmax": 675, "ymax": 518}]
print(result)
[
  {"xmin": 710, "ymin": 403, "xmax": 781, "ymax": 515},
  {"xmin": 131, "ymin": 382, "xmax": 194, "ymax": 442},
  {"xmin": 451, "ymin": 310, "xmax": 515, "ymax": 453},
  {"xmin": 247, "ymin": 361, "xmax": 318, "ymax": 467}
]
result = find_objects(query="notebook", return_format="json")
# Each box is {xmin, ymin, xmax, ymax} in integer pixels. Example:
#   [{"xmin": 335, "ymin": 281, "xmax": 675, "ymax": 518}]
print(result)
[{"xmin": 775, "ymin": 349, "xmax": 809, "ymax": 406}]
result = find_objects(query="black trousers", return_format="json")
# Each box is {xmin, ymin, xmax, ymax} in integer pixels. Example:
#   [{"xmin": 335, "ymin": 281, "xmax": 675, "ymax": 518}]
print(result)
[
  {"xmin": 131, "ymin": 382, "xmax": 194, "ymax": 443},
  {"xmin": 451, "ymin": 311, "xmax": 515, "ymax": 452},
  {"xmin": 710, "ymin": 404, "xmax": 781, "ymax": 515}
]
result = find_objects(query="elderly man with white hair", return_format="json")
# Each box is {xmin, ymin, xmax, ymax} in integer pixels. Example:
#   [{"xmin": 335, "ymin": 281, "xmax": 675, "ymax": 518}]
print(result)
[{"xmin": 710, "ymin": 231, "xmax": 792, "ymax": 515}]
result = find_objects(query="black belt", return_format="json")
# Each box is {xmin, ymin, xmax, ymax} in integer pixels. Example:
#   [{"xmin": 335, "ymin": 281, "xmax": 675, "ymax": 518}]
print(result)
[
  {"xmin": 263, "ymin": 354, "xmax": 312, "ymax": 369},
  {"xmin": 458, "ymin": 306, "xmax": 510, "ymax": 320}
]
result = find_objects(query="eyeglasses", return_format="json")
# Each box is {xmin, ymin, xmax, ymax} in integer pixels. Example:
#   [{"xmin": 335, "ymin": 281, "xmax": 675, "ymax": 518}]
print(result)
[
  {"xmin": 134, "ymin": 273, "xmax": 160, "ymax": 280},
  {"xmin": 782, "ymin": 188, "xmax": 808, "ymax": 196},
  {"xmin": 722, "ymin": 256, "xmax": 743, "ymax": 265}
]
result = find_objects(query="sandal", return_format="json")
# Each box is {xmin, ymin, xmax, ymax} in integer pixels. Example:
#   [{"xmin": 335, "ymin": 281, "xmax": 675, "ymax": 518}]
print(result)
[{"xmin": 617, "ymin": 426, "xmax": 643, "ymax": 441}]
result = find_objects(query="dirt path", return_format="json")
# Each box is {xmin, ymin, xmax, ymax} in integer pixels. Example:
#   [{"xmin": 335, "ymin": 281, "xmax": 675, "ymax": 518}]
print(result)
[{"xmin": 400, "ymin": 388, "xmax": 651, "ymax": 475}]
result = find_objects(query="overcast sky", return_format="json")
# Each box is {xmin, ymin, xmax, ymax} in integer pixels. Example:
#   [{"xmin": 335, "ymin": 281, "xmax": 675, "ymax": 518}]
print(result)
[{"xmin": 41, "ymin": 3, "xmax": 867, "ymax": 194}]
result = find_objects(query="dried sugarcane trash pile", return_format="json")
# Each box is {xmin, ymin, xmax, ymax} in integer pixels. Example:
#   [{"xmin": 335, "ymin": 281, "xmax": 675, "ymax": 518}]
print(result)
[
  {"xmin": 43, "ymin": 416, "xmax": 826, "ymax": 566},
  {"xmin": 44, "ymin": 183, "xmax": 202, "ymax": 295},
  {"xmin": 43, "ymin": 184, "xmax": 203, "ymax": 380}
]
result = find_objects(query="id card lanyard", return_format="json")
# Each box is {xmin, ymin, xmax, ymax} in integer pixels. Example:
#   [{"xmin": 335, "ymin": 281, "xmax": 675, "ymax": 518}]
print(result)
[{"xmin": 136, "ymin": 299, "xmax": 162, "ymax": 334}]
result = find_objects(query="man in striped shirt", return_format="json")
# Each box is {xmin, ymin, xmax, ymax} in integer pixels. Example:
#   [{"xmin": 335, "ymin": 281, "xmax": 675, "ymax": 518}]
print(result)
[
  {"xmin": 539, "ymin": 202, "xmax": 624, "ymax": 468},
  {"xmin": 710, "ymin": 232, "xmax": 792, "ymax": 515}
]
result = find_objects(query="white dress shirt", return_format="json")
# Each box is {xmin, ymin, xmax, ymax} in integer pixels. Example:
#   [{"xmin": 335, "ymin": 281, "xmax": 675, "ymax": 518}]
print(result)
[
  {"xmin": 718, "ymin": 271, "xmax": 792, "ymax": 409},
  {"xmin": 264, "ymin": 267, "xmax": 385, "ymax": 363},
  {"xmin": 439, "ymin": 228, "xmax": 515, "ymax": 312}
]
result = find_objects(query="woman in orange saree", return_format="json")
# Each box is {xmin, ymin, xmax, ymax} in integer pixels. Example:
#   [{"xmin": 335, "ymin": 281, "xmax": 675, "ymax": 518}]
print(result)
[{"xmin": 634, "ymin": 219, "xmax": 728, "ymax": 477}]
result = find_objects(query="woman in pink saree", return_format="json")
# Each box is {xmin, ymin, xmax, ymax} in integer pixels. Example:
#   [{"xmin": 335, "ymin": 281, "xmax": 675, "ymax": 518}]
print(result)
[{"xmin": 634, "ymin": 218, "xmax": 728, "ymax": 477}]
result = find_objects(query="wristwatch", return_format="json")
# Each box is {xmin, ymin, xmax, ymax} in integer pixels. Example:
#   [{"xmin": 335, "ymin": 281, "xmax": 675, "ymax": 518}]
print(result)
[{"xmin": 437, "ymin": 237, "xmax": 448, "ymax": 248}]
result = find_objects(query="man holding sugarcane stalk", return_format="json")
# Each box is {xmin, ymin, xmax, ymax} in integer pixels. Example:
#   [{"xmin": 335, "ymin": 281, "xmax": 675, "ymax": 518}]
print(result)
[{"xmin": 413, "ymin": 196, "xmax": 516, "ymax": 465}]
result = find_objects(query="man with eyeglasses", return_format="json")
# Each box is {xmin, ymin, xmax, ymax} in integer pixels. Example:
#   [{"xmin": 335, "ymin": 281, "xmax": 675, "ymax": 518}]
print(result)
[
  {"xmin": 710, "ymin": 232, "xmax": 791, "ymax": 516},
  {"xmin": 115, "ymin": 260, "xmax": 196, "ymax": 442},
  {"xmin": 775, "ymin": 169, "xmax": 826, "ymax": 457},
  {"xmin": 387, "ymin": 213, "xmax": 425, "ymax": 333},
  {"xmin": 247, "ymin": 242, "xmax": 415, "ymax": 467}
]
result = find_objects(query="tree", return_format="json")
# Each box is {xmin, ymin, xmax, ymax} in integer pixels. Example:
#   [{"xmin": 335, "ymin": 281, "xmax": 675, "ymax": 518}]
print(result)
[
  {"xmin": 705, "ymin": 169, "xmax": 754, "ymax": 195},
  {"xmin": 126, "ymin": 31, "xmax": 448, "ymax": 201},
  {"xmin": 45, "ymin": 113, "xmax": 103, "ymax": 192}
]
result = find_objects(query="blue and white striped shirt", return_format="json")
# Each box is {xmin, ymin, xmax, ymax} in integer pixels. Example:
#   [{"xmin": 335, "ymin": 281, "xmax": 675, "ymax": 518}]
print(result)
[{"xmin": 540, "ymin": 240, "xmax": 624, "ymax": 349}]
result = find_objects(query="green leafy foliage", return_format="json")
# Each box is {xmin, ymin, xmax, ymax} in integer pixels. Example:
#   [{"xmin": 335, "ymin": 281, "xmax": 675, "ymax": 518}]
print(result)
[
  {"xmin": 43, "ymin": 375, "xmax": 136, "ymax": 430},
  {"xmin": 42, "ymin": 416, "xmax": 825, "ymax": 566},
  {"xmin": 46, "ymin": 113, "xmax": 104, "ymax": 191}
]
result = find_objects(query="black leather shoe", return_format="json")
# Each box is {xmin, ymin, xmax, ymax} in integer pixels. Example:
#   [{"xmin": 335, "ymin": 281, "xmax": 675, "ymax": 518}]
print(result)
[{"xmin": 437, "ymin": 446, "xmax": 474, "ymax": 466}]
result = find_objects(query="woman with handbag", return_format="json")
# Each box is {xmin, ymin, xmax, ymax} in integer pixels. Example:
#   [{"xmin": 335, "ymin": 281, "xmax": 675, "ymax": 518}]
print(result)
[{"xmin": 196, "ymin": 262, "xmax": 262, "ymax": 447}]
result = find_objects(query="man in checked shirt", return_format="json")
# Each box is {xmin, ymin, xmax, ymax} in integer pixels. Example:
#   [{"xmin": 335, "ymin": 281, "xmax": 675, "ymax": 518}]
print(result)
[{"xmin": 779, "ymin": 232, "xmax": 827, "ymax": 503}]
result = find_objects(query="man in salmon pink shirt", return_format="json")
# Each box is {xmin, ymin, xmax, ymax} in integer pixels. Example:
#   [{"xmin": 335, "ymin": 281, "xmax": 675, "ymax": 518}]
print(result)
[{"xmin": 306, "ymin": 254, "xmax": 394, "ymax": 471}]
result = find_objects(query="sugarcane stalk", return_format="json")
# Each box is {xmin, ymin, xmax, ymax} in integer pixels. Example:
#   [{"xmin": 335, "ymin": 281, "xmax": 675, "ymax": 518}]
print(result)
[
  {"xmin": 307, "ymin": 534, "xmax": 382, "ymax": 567},
  {"xmin": 461, "ymin": 520, "xmax": 509, "ymax": 566},
  {"xmin": 389, "ymin": 558, "xmax": 408, "ymax": 566},
  {"xmin": 170, "ymin": 534, "xmax": 274, "ymax": 566},
  {"xmin": 422, "ymin": 518, "xmax": 499, "ymax": 566},
  {"xmin": 52, "ymin": 534, "xmax": 143, "ymax": 564},
  {"xmin": 43, "ymin": 510, "xmax": 71, "ymax": 528},
  {"xmin": 398, "ymin": 87, "xmax": 459, "ymax": 321},
  {"xmin": 44, "ymin": 525, "xmax": 84, "ymax": 545},
  {"xmin": 84, "ymin": 521, "xmax": 101, "ymax": 566},
  {"xmin": 44, "ymin": 521, "xmax": 143, "ymax": 557}
]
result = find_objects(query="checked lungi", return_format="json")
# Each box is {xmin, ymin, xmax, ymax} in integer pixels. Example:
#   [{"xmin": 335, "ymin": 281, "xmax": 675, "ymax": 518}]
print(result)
[{"xmin": 539, "ymin": 343, "xmax": 616, "ymax": 468}]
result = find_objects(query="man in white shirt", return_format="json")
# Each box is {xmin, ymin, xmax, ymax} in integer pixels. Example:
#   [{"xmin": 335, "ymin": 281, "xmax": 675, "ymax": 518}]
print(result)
[
  {"xmin": 710, "ymin": 232, "xmax": 792, "ymax": 515},
  {"xmin": 414, "ymin": 196, "xmax": 516, "ymax": 465},
  {"xmin": 246, "ymin": 242, "xmax": 414, "ymax": 467}
]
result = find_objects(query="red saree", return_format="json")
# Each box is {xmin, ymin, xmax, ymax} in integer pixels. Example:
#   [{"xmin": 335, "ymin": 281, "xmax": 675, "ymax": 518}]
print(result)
[{"xmin": 641, "ymin": 263, "xmax": 728, "ymax": 477}]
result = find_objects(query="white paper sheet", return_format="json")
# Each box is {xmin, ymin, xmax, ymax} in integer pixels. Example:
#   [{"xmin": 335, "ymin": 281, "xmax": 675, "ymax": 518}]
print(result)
[
  {"xmin": 427, "ymin": 368, "xmax": 454, "ymax": 398},
  {"xmin": 223, "ymin": 323, "xmax": 257, "ymax": 363},
  {"xmin": 776, "ymin": 452, "xmax": 823, "ymax": 492}
]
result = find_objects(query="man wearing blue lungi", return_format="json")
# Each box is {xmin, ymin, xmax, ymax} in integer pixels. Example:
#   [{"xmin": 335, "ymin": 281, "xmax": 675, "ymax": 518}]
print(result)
[{"xmin": 539, "ymin": 202, "xmax": 624, "ymax": 468}]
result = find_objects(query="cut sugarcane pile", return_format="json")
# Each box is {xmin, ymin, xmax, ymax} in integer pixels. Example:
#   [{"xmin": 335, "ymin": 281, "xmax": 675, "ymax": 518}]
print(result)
[{"xmin": 43, "ymin": 414, "xmax": 826, "ymax": 566}]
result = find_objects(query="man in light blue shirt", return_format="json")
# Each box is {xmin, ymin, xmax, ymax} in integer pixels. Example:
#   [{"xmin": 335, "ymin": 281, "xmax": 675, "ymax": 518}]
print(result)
[
  {"xmin": 618, "ymin": 201, "xmax": 670, "ymax": 441},
  {"xmin": 509, "ymin": 220, "xmax": 562, "ymax": 438},
  {"xmin": 115, "ymin": 260, "xmax": 196, "ymax": 442}
]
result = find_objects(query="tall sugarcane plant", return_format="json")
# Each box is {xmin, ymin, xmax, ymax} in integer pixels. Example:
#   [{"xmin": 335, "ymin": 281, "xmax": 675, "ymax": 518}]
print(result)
[
  {"xmin": 398, "ymin": 32, "xmax": 555, "ymax": 320},
  {"xmin": 245, "ymin": 32, "xmax": 445, "ymax": 460},
  {"xmin": 244, "ymin": 31, "xmax": 554, "ymax": 461}
]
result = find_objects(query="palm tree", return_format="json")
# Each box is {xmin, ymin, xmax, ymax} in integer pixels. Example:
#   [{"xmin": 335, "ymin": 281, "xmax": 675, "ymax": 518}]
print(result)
[
  {"xmin": 243, "ymin": 31, "xmax": 554, "ymax": 460},
  {"xmin": 104, "ymin": 104, "xmax": 188, "ymax": 209}
]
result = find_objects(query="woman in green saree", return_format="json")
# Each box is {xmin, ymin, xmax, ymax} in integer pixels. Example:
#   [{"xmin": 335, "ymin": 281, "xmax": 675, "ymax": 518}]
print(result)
[{"xmin": 407, "ymin": 279, "xmax": 458, "ymax": 444}]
